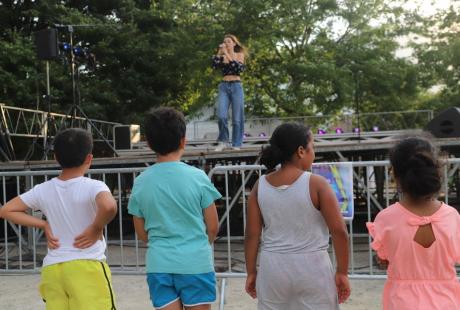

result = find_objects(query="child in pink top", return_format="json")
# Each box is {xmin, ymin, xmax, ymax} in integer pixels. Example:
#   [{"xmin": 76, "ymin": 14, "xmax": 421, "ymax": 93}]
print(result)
[{"xmin": 367, "ymin": 136, "xmax": 460, "ymax": 310}]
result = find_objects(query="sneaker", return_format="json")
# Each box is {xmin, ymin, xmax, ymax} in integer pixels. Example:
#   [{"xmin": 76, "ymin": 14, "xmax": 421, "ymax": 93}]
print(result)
[
  {"xmin": 232, "ymin": 146, "xmax": 241, "ymax": 151},
  {"xmin": 214, "ymin": 142, "xmax": 227, "ymax": 152}
]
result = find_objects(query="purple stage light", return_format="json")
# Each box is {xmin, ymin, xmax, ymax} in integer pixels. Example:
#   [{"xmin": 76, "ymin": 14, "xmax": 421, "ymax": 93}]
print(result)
[
  {"xmin": 353, "ymin": 127, "xmax": 360, "ymax": 133},
  {"xmin": 258, "ymin": 132, "xmax": 266, "ymax": 137},
  {"xmin": 335, "ymin": 128, "xmax": 343, "ymax": 134},
  {"xmin": 317, "ymin": 129, "xmax": 326, "ymax": 135},
  {"xmin": 372, "ymin": 126, "xmax": 379, "ymax": 132}
]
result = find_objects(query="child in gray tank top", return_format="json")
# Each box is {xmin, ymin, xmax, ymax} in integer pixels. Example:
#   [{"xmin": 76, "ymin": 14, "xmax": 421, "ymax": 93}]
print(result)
[{"xmin": 244, "ymin": 123, "xmax": 351, "ymax": 310}]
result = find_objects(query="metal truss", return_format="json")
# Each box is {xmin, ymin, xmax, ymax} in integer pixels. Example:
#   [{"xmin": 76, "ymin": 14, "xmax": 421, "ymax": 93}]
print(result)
[{"xmin": 0, "ymin": 103, "xmax": 121, "ymax": 141}]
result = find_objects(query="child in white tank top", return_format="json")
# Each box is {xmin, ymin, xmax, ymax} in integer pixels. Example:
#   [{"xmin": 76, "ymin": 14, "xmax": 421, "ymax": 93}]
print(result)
[{"xmin": 244, "ymin": 123, "xmax": 351, "ymax": 310}]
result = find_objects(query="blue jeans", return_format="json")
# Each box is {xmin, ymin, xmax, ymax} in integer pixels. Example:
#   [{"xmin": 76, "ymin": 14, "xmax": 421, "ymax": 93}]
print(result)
[{"xmin": 217, "ymin": 81, "xmax": 245, "ymax": 147}]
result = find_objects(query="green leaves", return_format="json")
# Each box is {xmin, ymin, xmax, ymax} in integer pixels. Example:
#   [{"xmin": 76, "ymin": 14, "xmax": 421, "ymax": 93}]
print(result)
[
  {"xmin": 0, "ymin": 0, "xmax": 457, "ymax": 125},
  {"xmin": 413, "ymin": 4, "xmax": 460, "ymax": 112}
]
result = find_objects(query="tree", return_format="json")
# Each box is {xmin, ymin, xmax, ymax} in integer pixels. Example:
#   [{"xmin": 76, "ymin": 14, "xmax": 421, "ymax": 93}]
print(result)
[
  {"xmin": 414, "ymin": 4, "xmax": 460, "ymax": 112},
  {"xmin": 234, "ymin": 0, "xmax": 422, "ymax": 115},
  {"xmin": 0, "ymin": 0, "xmax": 450, "ymax": 125},
  {"xmin": 0, "ymin": 0, "xmax": 203, "ymax": 123}
]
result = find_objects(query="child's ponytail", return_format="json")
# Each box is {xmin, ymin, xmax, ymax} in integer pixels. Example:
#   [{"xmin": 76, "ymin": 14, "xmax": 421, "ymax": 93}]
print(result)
[
  {"xmin": 260, "ymin": 144, "xmax": 284, "ymax": 170},
  {"xmin": 259, "ymin": 122, "xmax": 311, "ymax": 170}
]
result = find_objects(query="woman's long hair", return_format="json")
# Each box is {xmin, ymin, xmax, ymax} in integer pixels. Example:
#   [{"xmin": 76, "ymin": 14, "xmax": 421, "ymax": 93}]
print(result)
[{"xmin": 225, "ymin": 34, "xmax": 248, "ymax": 58}]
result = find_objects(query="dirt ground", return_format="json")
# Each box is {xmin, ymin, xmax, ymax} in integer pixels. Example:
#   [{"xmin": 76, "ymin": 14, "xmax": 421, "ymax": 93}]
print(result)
[{"xmin": 0, "ymin": 274, "xmax": 384, "ymax": 309}]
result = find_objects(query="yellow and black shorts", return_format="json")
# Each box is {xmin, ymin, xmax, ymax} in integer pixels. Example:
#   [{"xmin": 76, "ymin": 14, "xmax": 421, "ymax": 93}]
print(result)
[{"xmin": 40, "ymin": 259, "xmax": 116, "ymax": 310}]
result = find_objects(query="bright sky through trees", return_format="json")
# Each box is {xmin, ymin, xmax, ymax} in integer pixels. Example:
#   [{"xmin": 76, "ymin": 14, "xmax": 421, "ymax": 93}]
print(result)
[{"xmin": 411, "ymin": 0, "xmax": 457, "ymax": 16}]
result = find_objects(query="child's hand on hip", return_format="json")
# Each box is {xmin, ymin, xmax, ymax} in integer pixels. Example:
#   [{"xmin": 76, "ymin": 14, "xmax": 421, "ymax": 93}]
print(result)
[
  {"xmin": 44, "ymin": 222, "xmax": 60, "ymax": 249},
  {"xmin": 335, "ymin": 272, "xmax": 351, "ymax": 304},
  {"xmin": 245, "ymin": 273, "xmax": 257, "ymax": 299},
  {"xmin": 73, "ymin": 224, "xmax": 103, "ymax": 249}
]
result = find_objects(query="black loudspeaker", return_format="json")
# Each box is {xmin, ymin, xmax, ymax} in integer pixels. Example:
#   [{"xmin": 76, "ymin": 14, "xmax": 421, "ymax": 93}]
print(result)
[
  {"xmin": 113, "ymin": 125, "xmax": 140, "ymax": 150},
  {"xmin": 426, "ymin": 107, "xmax": 460, "ymax": 138},
  {"xmin": 35, "ymin": 29, "xmax": 59, "ymax": 60}
]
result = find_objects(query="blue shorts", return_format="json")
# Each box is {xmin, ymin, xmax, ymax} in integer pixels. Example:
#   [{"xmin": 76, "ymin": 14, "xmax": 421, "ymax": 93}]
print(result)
[{"xmin": 146, "ymin": 272, "xmax": 216, "ymax": 309}]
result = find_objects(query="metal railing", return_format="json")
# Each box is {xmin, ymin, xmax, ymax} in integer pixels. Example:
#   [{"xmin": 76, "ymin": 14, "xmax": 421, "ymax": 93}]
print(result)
[
  {"xmin": 0, "ymin": 103, "xmax": 121, "ymax": 141},
  {"xmin": 191, "ymin": 110, "xmax": 434, "ymax": 140},
  {"xmin": 0, "ymin": 158, "xmax": 459, "ymax": 309}
]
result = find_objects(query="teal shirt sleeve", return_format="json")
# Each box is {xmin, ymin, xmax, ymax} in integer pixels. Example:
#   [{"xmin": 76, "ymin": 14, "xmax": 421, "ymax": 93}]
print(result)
[
  {"xmin": 200, "ymin": 172, "xmax": 222, "ymax": 209},
  {"xmin": 128, "ymin": 189, "xmax": 143, "ymax": 218}
]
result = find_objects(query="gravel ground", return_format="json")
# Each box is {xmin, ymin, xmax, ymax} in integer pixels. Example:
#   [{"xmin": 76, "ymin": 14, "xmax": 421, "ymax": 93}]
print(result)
[{"xmin": 0, "ymin": 274, "xmax": 384, "ymax": 309}]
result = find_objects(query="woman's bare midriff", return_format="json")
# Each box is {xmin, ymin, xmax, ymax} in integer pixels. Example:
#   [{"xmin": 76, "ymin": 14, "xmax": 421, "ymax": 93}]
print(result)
[{"xmin": 222, "ymin": 75, "xmax": 241, "ymax": 81}]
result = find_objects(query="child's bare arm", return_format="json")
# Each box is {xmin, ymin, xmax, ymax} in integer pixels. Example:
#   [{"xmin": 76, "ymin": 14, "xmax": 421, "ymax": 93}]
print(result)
[
  {"xmin": 0, "ymin": 197, "xmax": 46, "ymax": 228},
  {"xmin": 133, "ymin": 216, "xmax": 148, "ymax": 243},
  {"xmin": 0, "ymin": 197, "xmax": 59, "ymax": 249},
  {"xmin": 74, "ymin": 191, "xmax": 117, "ymax": 248},
  {"xmin": 312, "ymin": 174, "xmax": 351, "ymax": 303},
  {"xmin": 203, "ymin": 203, "xmax": 219, "ymax": 243},
  {"xmin": 93, "ymin": 191, "xmax": 118, "ymax": 229},
  {"xmin": 312, "ymin": 175, "xmax": 349, "ymax": 273},
  {"xmin": 244, "ymin": 181, "xmax": 262, "ymax": 299}
]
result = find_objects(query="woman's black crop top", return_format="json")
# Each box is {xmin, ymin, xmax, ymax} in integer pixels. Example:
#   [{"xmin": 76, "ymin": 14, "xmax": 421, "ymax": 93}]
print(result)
[{"xmin": 211, "ymin": 56, "xmax": 246, "ymax": 76}]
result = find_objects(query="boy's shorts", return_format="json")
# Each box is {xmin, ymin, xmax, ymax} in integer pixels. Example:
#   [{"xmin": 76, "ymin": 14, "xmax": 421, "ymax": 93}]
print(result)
[
  {"xmin": 40, "ymin": 259, "xmax": 116, "ymax": 310},
  {"xmin": 146, "ymin": 272, "xmax": 216, "ymax": 308}
]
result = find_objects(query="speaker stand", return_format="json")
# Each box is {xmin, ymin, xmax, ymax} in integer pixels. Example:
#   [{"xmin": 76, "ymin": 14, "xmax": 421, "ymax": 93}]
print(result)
[
  {"xmin": 63, "ymin": 102, "xmax": 120, "ymax": 157},
  {"xmin": 24, "ymin": 61, "xmax": 56, "ymax": 161}
]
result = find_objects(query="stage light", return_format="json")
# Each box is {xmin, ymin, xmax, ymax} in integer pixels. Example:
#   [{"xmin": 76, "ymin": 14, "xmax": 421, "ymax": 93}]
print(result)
[
  {"xmin": 59, "ymin": 42, "xmax": 71, "ymax": 51},
  {"xmin": 258, "ymin": 132, "xmax": 266, "ymax": 137},
  {"xmin": 73, "ymin": 46, "xmax": 84, "ymax": 56},
  {"xmin": 353, "ymin": 127, "xmax": 360, "ymax": 133},
  {"xmin": 335, "ymin": 128, "xmax": 343, "ymax": 134},
  {"xmin": 372, "ymin": 126, "xmax": 379, "ymax": 132},
  {"xmin": 317, "ymin": 129, "xmax": 326, "ymax": 135},
  {"xmin": 60, "ymin": 43, "xmax": 89, "ymax": 58}
]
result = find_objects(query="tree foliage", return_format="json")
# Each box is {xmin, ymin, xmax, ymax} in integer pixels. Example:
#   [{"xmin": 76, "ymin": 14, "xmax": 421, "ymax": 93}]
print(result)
[
  {"xmin": 0, "ymin": 0, "xmax": 457, "ymax": 124},
  {"xmin": 413, "ymin": 4, "xmax": 460, "ymax": 111}
]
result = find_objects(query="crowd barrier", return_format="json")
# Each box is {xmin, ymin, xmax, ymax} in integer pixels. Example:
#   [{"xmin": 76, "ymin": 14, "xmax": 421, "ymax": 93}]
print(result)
[{"xmin": 1, "ymin": 159, "xmax": 459, "ymax": 309}]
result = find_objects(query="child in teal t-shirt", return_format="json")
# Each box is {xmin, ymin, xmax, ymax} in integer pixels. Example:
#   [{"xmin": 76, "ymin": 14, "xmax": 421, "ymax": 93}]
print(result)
[{"xmin": 128, "ymin": 107, "xmax": 221, "ymax": 309}]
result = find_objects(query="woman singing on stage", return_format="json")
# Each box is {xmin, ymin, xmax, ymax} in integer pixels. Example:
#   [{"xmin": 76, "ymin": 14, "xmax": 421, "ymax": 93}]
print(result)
[{"xmin": 212, "ymin": 34, "xmax": 247, "ymax": 151}]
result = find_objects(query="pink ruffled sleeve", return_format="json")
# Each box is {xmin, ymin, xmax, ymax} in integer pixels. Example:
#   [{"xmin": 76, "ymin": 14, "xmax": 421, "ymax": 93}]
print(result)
[{"xmin": 366, "ymin": 221, "xmax": 388, "ymax": 260}]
